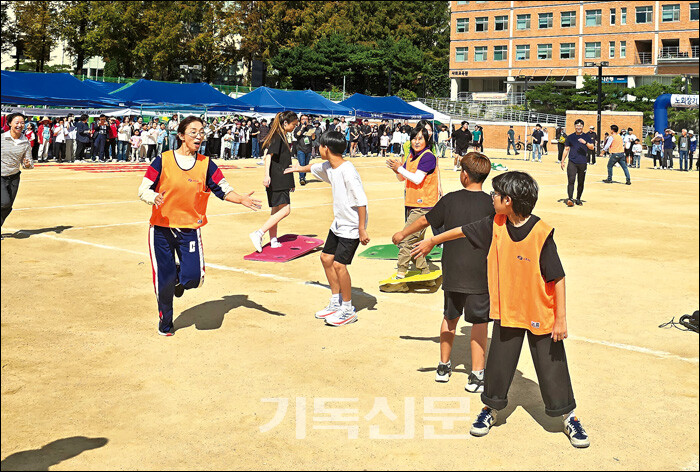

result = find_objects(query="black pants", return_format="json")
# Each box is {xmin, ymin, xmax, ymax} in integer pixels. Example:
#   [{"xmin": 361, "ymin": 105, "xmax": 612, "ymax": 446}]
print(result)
[
  {"xmin": 567, "ymin": 161, "xmax": 587, "ymax": 200},
  {"xmin": 482, "ymin": 322, "xmax": 576, "ymax": 417},
  {"xmin": 587, "ymin": 148, "xmax": 596, "ymax": 165},
  {"xmin": 557, "ymin": 143, "xmax": 565, "ymax": 162},
  {"xmin": 53, "ymin": 141, "xmax": 66, "ymax": 163},
  {"xmin": 75, "ymin": 140, "xmax": 89, "ymax": 160},
  {"xmin": 107, "ymin": 138, "xmax": 117, "ymax": 160},
  {"xmin": 542, "ymin": 141, "xmax": 548, "ymax": 153},
  {"xmin": 653, "ymin": 152, "xmax": 663, "ymax": 168},
  {"xmin": 1, "ymin": 172, "xmax": 21, "ymax": 227}
]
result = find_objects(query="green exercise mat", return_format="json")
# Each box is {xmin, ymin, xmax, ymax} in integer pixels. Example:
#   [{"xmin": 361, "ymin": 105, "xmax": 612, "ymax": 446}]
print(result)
[{"xmin": 358, "ymin": 244, "xmax": 442, "ymax": 260}]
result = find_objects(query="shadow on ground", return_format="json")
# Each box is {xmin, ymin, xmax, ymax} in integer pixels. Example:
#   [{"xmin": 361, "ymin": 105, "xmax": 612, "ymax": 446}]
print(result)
[
  {"xmin": 400, "ymin": 326, "xmax": 563, "ymax": 434},
  {"xmin": 2, "ymin": 225, "xmax": 72, "ymax": 239},
  {"xmin": 174, "ymin": 294, "xmax": 286, "ymax": 332},
  {"xmin": 0, "ymin": 436, "xmax": 108, "ymax": 471}
]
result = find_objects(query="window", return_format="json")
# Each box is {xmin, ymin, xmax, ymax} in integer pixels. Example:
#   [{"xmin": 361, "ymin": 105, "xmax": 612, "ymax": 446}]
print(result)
[
  {"xmin": 539, "ymin": 12, "xmax": 553, "ymax": 28},
  {"xmin": 662, "ymin": 4, "xmax": 680, "ymax": 22},
  {"xmin": 475, "ymin": 17, "xmax": 488, "ymax": 31},
  {"xmin": 455, "ymin": 47, "xmax": 468, "ymax": 62},
  {"xmin": 516, "ymin": 14, "xmax": 531, "ymax": 30},
  {"xmin": 495, "ymin": 15, "xmax": 508, "ymax": 31},
  {"xmin": 609, "ymin": 41, "xmax": 615, "ymax": 58},
  {"xmin": 620, "ymin": 41, "xmax": 626, "ymax": 58},
  {"xmin": 515, "ymin": 44, "xmax": 530, "ymax": 60},
  {"xmin": 636, "ymin": 6, "xmax": 653, "ymax": 23},
  {"xmin": 474, "ymin": 46, "xmax": 488, "ymax": 61},
  {"xmin": 692, "ymin": 3, "xmax": 699, "ymax": 20},
  {"xmin": 456, "ymin": 18, "xmax": 469, "ymax": 33},
  {"xmin": 560, "ymin": 42, "xmax": 576, "ymax": 59},
  {"xmin": 561, "ymin": 11, "xmax": 576, "ymax": 27},
  {"xmin": 585, "ymin": 42, "xmax": 601, "ymax": 58},
  {"xmin": 494, "ymin": 45, "xmax": 508, "ymax": 61},
  {"xmin": 610, "ymin": 8, "xmax": 616, "ymax": 25},
  {"xmin": 538, "ymin": 44, "xmax": 552, "ymax": 59},
  {"xmin": 586, "ymin": 9, "xmax": 602, "ymax": 26},
  {"xmin": 621, "ymin": 7, "xmax": 627, "ymax": 24},
  {"xmin": 457, "ymin": 1, "xmax": 468, "ymax": 4}
]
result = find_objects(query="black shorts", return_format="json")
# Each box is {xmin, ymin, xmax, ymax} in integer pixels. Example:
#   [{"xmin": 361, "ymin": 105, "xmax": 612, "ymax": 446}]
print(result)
[
  {"xmin": 443, "ymin": 291, "xmax": 490, "ymax": 324},
  {"xmin": 322, "ymin": 230, "xmax": 360, "ymax": 265},
  {"xmin": 266, "ymin": 188, "xmax": 291, "ymax": 207}
]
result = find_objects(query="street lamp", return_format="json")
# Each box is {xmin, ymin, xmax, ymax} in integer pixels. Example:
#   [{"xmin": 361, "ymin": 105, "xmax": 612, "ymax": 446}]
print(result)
[{"xmin": 585, "ymin": 61, "xmax": 609, "ymax": 155}]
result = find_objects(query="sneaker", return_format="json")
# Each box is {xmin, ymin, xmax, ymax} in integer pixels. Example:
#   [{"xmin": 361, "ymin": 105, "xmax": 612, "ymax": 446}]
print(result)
[
  {"xmin": 270, "ymin": 240, "xmax": 282, "ymax": 249},
  {"xmin": 315, "ymin": 302, "xmax": 340, "ymax": 319},
  {"xmin": 435, "ymin": 362, "xmax": 452, "ymax": 382},
  {"xmin": 564, "ymin": 416, "xmax": 590, "ymax": 448},
  {"xmin": 249, "ymin": 230, "xmax": 264, "ymax": 252},
  {"xmin": 470, "ymin": 407, "xmax": 497, "ymax": 437},
  {"xmin": 574, "ymin": 199, "xmax": 583, "ymax": 206},
  {"xmin": 465, "ymin": 372, "xmax": 484, "ymax": 393},
  {"xmin": 626, "ymin": 180, "xmax": 631, "ymax": 185},
  {"xmin": 602, "ymin": 178, "xmax": 612, "ymax": 183},
  {"xmin": 325, "ymin": 306, "xmax": 358, "ymax": 326},
  {"xmin": 157, "ymin": 329, "xmax": 174, "ymax": 337},
  {"xmin": 566, "ymin": 199, "xmax": 574, "ymax": 207},
  {"xmin": 300, "ymin": 179, "xmax": 306, "ymax": 186},
  {"xmin": 174, "ymin": 283, "xmax": 185, "ymax": 298},
  {"xmin": 453, "ymin": 165, "xmax": 460, "ymax": 172}
]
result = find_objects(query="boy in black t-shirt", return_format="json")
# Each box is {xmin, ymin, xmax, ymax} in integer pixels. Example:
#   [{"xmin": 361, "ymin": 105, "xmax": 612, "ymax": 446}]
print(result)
[{"xmin": 392, "ymin": 152, "xmax": 495, "ymax": 393}]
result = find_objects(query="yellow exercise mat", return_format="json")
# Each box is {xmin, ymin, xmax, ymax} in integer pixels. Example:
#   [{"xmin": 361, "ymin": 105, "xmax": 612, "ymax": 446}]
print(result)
[{"xmin": 379, "ymin": 269, "xmax": 442, "ymax": 286}]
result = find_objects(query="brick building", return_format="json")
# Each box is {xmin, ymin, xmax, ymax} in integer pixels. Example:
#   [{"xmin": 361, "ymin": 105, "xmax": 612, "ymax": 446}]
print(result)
[{"xmin": 450, "ymin": 1, "xmax": 700, "ymax": 100}]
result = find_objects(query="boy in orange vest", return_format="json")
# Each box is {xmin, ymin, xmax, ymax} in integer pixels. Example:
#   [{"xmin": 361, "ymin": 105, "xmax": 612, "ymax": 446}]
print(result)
[{"xmin": 411, "ymin": 171, "xmax": 589, "ymax": 448}]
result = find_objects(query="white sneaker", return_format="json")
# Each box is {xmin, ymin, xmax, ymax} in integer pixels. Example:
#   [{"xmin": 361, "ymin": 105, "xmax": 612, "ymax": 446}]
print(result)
[
  {"xmin": 315, "ymin": 303, "xmax": 340, "ymax": 319},
  {"xmin": 249, "ymin": 230, "xmax": 264, "ymax": 252},
  {"xmin": 325, "ymin": 306, "xmax": 358, "ymax": 326},
  {"xmin": 270, "ymin": 239, "xmax": 282, "ymax": 249},
  {"xmin": 435, "ymin": 361, "xmax": 452, "ymax": 382},
  {"xmin": 564, "ymin": 415, "xmax": 590, "ymax": 448}
]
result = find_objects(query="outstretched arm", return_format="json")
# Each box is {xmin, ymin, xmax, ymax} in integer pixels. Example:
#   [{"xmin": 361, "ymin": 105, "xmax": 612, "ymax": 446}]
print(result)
[
  {"xmin": 392, "ymin": 215, "xmax": 430, "ymax": 245},
  {"xmin": 284, "ymin": 162, "xmax": 312, "ymax": 174},
  {"xmin": 224, "ymin": 190, "xmax": 262, "ymax": 211},
  {"xmin": 410, "ymin": 226, "xmax": 465, "ymax": 258}
]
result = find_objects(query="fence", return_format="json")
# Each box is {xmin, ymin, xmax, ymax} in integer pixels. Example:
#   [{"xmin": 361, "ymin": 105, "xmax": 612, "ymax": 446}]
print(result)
[{"xmin": 421, "ymin": 97, "xmax": 566, "ymax": 127}]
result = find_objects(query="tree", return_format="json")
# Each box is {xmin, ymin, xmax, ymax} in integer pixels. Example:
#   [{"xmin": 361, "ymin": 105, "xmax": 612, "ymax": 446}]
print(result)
[
  {"xmin": 11, "ymin": 1, "xmax": 60, "ymax": 72},
  {"xmin": 58, "ymin": 0, "xmax": 95, "ymax": 75}
]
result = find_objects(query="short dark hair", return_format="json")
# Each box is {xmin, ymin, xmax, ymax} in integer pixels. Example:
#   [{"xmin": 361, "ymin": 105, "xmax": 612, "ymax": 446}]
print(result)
[
  {"xmin": 460, "ymin": 152, "xmax": 491, "ymax": 183},
  {"xmin": 178, "ymin": 115, "xmax": 204, "ymax": 135},
  {"xmin": 610, "ymin": 124, "xmax": 619, "ymax": 133},
  {"xmin": 536, "ymin": 123, "xmax": 542, "ymax": 128},
  {"xmin": 491, "ymin": 171, "xmax": 539, "ymax": 217},
  {"xmin": 80, "ymin": 114, "xmax": 88, "ymax": 122},
  {"xmin": 409, "ymin": 125, "xmax": 430, "ymax": 146},
  {"xmin": 461, "ymin": 121, "xmax": 468, "ymax": 126},
  {"xmin": 574, "ymin": 119, "xmax": 584, "ymax": 126},
  {"xmin": 319, "ymin": 131, "xmax": 347, "ymax": 155},
  {"xmin": 7, "ymin": 113, "xmax": 25, "ymax": 125}
]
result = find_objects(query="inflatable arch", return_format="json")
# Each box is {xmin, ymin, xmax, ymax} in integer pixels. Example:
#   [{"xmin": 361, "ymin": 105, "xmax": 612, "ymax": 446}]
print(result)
[{"xmin": 653, "ymin": 94, "xmax": 699, "ymax": 133}]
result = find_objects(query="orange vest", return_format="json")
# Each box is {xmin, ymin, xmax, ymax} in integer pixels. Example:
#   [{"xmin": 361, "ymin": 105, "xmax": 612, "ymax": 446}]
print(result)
[
  {"xmin": 150, "ymin": 151, "xmax": 211, "ymax": 229},
  {"xmin": 609, "ymin": 133, "xmax": 624, "ymax": 153},
  {"xmin": 404, "ymin": 149, "xmax": 439, "ymax": 208},
  {"xmin": 487, "ymin": 214, "xmax": 556, "ymax": 335}
]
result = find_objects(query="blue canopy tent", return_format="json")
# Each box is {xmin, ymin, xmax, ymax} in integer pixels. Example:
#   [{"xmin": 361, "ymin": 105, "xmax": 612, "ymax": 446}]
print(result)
[
  {"xmin": 339, "ymin": 93, "xmax": 433, "ymax": 120},
  {"xmin": 235, "ymin": 87, "xmax": 354, "ymax": 117},
  {"xmin": 109, "ymin": 79, "xmax": 247, "ymax": 112},
  {"xmin": 1, "ymin": 70, "xmax": 120, "ymax": 108},
  {"xmin": 83, "ymin": 79, "xmax": 127, "ymax": 94}
]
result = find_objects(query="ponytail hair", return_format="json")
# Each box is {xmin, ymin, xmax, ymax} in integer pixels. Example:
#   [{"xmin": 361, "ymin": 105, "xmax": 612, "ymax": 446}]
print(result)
[{"xmin": 262, "ymin": 111, "xmax": 298, "ymax": 151}]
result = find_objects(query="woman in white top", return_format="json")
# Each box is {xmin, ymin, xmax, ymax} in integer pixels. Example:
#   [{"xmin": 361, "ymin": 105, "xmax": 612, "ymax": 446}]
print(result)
[
  {"xmin": 66, "ymin": 117, "xmax": 77, "ymax": 163},
  {"xmin": 117, "ymin": 117, "xmax": 132, "ymax": 162},
  {"xmin": 391, "ymin": 127, "xmax": 403, "ymax": 156},
  {"xmin": 542, "ymin": 127, "xmax": 549, "ymax": 155},
  {"xmin": 52, "ymin": 119, "xmax": 67, "ymax": 163}
]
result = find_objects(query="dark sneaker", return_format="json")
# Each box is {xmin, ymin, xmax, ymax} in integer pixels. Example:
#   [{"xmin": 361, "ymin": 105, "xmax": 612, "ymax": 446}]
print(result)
[
  {"xmin": 435, "ymin": 361, "xmax": 452, "ymax": 382},
  {"xmin": 465, "ymin": 372, "xmax": 484, "ymax": 393},
  {"xmin": 174, "ymin": 283, "xmax": 185, "ymax": 298},
  {"xmin": 566, "ymin": 199, "xmax": 575, "ymax": 207},
  {"xmin": 626, "ymin": 180, "xmax": 631, "ymax": 185},
  {"xmin": 574, "ymin": 199, "xmax": 583, "ymax": 206},
  {"xmin": 564, "ymin": 416, "xmax": 590, "ymax": 448},
  {"xmin": 470, "ymin": 407, "xmax": 497, "ymax": 437},
  {"xmin": 602, "ymin": 178, "xmax": 612, "ymax": 183}
]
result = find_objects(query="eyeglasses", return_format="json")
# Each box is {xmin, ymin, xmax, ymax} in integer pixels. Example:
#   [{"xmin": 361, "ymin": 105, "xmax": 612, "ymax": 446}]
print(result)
[
  {"xmin": 490, "ymin": 191, "xmax": 502, "ymax": 200},
  {"xmin": 184, "ymin": 130, "xmax": 207, "ymax": 137}
]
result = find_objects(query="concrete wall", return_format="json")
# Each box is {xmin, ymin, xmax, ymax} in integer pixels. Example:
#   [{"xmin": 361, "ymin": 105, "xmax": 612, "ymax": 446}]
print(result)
[{"xmin": 565, "ymin": 110, "xmax": 645, "ymax": 138}]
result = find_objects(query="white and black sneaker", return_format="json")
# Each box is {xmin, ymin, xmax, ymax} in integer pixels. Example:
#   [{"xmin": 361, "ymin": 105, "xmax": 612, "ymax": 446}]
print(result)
[
  {"xmin": 465, "ymin": 372, "xmax": 484, "ymax": 393},
  {"xmin": 470, "ymin": 407, "xmax": 497, "ymax": 437},
  {"xmin": 435, "ymin": 361, "xmax": 452, "ymax": 382},
  {"xmin": 564, "ymin": 415, "xmax": 590, "ymax": 448}
]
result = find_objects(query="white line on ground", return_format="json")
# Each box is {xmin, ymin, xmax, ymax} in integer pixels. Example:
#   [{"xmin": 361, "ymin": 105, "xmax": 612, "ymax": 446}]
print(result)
[{"xmin": 4, "ymin": 227, "xmax": 698, "ymax": 364}]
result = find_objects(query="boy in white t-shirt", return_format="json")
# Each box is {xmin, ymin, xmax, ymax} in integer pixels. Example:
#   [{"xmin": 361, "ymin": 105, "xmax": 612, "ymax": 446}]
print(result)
[
  {"xmin": 380, "ymin": 131, "xmax": 391, "ymax": 157},
  {"xmin": 632, "ymin": 139, "xmax": 643, "ymax": 168},
  {"xmin": 285, "ymin": 131, "xmax": 370, "ymax": 326}
]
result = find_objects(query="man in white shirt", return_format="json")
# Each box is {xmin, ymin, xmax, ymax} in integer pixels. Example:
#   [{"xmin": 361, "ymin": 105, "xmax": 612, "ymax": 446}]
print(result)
[{"xmin": 623, "ymin": 128, "xmax": 637, "ymax": 166}]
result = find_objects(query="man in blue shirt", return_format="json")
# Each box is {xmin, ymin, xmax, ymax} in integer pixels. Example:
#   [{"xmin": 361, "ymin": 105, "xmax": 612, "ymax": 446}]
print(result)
[
  {"xmin": 560, "ymin": 119, "xmax": 594, "ymax": 207},
  {"xmin": 663, "ymin": 129, "xmax": 675, "ymax": 169}
]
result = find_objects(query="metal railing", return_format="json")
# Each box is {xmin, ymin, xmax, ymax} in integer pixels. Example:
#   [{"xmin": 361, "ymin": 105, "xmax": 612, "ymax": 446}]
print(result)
[
  {"xmin": 636, "ymin": 52, "xmax": 653, "ymax": 64},
  {"xmin": 658, "ymin": 46, "xmax": 690, "ymax": 59},
  {"xmin": 456, "ymin": 92, "xmax": 526, "ymax": 106},
  {"xmin": 692, "ymin": 45, "xmax": 700, "ymax": 58},
  {"xmin": 421, "ymin": 97, "xmax": 566, "ymax": 127}
]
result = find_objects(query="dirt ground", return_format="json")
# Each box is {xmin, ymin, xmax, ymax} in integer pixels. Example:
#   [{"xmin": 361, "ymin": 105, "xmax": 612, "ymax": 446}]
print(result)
[{"xmin": 1, "ymin": 150, "xmax": 698, "ymax": 470}]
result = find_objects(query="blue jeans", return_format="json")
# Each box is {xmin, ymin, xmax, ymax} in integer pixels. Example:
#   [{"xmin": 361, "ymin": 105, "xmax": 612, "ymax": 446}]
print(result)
[
  {"xmin": 679, "ymin": 150, "xmax": 689, "ymax": 171},
  {"xmin": 168, "ymin": 134, "xmax": 177, "ymax": 152},
  {"xmin": 507, "ymin": 139, "xmax": 518, "ymax": 154},
  {"xmin": 531, "ymin": 143, "xmax": 541, "ymax": 161},
  {"xmin": 296, "ymin": 150, "xmax": 311, "ymax": 181},
  {"xmin": 252, "ymin": 138, "xmax": 259, "ymax": 158},
  {"xmin": 437, "ymin": 142, "xmax": 446, "ymax": 158},
  {"xmin": 117, "ymin": 140, "xmax": 129, "ymax": 161},
  {"xmin": 607, "ymin": 152, "xmax": 631, "ymax": 181},
  {"xmin": 231, "ymin": 142, "xmax": 240, "ymax": 159}
]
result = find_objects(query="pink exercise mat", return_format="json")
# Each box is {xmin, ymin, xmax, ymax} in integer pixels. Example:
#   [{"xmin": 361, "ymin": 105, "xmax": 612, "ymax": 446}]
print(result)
[{"xmin": 243, "ymin": 234, "xmax": 324, "ymax": 262}]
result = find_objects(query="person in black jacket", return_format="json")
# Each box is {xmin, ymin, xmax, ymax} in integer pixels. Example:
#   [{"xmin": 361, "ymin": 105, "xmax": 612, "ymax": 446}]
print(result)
[
  {"xmin": 75, "ymin": 114, "xmax": 91, "ymax": 161},
  {"xmin": 452, "ymin": 121, "xmax": 472, "ymax": 171}
]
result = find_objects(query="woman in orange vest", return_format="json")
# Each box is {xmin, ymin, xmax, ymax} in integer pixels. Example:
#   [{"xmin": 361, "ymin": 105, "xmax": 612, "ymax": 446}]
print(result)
[
  {"xmin": 386, "ymin": 124, "xmax": 441, "ymax": 284},
  {"xmin": 138, "ymin": 116, "xmax": 262, "ymax": 336}
]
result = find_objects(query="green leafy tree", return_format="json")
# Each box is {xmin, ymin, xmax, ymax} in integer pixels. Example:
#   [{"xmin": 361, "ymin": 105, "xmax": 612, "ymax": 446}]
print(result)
[
  {"xmin": 11, "ymin": 1, "xmax": 59, "ymax": 72},
  {"xmin": 57, "ymin": 0, "xmax": 96, "ymax": 74}
]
